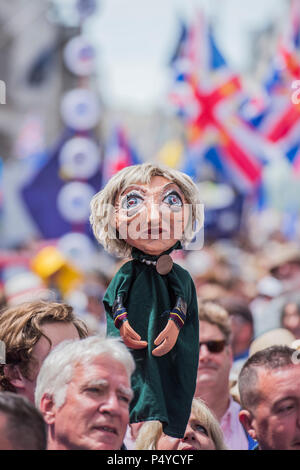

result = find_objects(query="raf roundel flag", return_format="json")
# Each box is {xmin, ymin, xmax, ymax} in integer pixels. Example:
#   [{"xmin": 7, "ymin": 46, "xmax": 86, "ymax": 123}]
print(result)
[{"xmin": 22, "ymin": 130, "xmax": 102, "ymax": 239}]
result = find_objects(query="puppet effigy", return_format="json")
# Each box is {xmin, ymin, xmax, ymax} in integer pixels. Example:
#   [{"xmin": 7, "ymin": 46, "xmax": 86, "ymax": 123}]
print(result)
[{"xmin": 90, "ymin": 163, "xmax": 203, "ymax": 437}]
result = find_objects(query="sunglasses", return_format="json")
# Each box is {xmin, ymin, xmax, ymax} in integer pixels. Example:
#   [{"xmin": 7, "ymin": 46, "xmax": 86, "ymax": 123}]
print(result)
[{"xmin": 199, "ymin": 340, "xmax": 227, "ymax": 353}]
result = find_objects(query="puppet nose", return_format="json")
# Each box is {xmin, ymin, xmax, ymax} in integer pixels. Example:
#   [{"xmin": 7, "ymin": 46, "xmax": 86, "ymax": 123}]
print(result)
[{"xmin": 147, "ymin": 201, "xmax": 161, "ymax": 226}]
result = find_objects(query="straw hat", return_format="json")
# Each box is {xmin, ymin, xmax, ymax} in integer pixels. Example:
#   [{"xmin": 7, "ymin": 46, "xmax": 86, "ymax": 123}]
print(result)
[
  {"xmin": 249, "ymin": 328, "xmax": 296, "ymax": 356},
  {"xmin": 3, "ymin": 270, "xmax": 51, "ymax": 306},
  {"xmin": 266, "ymin": 244, "xmax": 300, "ymax": 275}
]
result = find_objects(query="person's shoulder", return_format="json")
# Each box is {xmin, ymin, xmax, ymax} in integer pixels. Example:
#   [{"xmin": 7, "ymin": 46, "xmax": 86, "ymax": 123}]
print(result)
[
  {"xmin": 230, "ymin": 396, "xmax": 241, "ymax": 409},
  {"xmin": 104, "ymin": 260, "xmax": 134, "ymax": 294},
  {"xmin": 226, "ymin": 398, "xmax": 257, "ymax": 450},
  {"xmin": 114, "ymin": 259, "xmax": 134, "ymax": 275}
]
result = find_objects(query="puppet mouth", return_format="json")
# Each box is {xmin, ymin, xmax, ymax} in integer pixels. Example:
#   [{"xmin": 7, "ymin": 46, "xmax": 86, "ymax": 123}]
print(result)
[
  {"xmin": 148, "ymin": 227, "xmax": 163, "ymax": 235},
  {"xmin": 139, "ymin": 227, "xmax": 167, "ymax": 238}
]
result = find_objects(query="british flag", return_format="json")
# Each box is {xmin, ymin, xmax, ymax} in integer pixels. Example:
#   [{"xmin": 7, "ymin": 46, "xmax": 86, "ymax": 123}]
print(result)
[
  {"xmin": 169, "ymin": 12, "xmax": 263, "ymax": 193},
  {"xmin": 240, "ymin": 0, "xmax": 300, "ymax": 174},
  {"xmin": 101, "ymin": 125, "xmax": 142, "ymax": 187}
]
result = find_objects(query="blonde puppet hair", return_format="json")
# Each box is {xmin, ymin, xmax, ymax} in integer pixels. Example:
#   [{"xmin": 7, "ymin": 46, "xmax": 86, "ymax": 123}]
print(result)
[{"xmin": 90, "ymin": 163, "xmax": 203, "ymax": 257}]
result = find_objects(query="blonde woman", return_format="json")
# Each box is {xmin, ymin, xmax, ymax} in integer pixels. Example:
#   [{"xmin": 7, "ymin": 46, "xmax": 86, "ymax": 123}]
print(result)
[{"xmin": 135, "ymin": 398, "xmax": 227, "ymax": 450}]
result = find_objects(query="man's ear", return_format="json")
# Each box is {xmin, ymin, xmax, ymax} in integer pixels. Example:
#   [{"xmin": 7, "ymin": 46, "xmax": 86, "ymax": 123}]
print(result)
[
  {"xmin": 239, "ymin": 409, "xmax": 257, "ymax": 441},
  {"xmin": 3, "ymin": 365, "xmax": 27, "ymax": 391},
  {"xmin": 40, "ymin": 393, "xmax": 56, "ymax": 425}
]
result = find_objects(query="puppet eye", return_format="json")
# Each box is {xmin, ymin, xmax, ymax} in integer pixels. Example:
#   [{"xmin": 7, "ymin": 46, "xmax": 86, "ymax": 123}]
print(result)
[
  {"xmin": 163, "ymin": 191, "xmax": 183, "ymax": 207},
  {"xmin": 122, "ymin": 193, "xmax": 143, "ymax": 211}
]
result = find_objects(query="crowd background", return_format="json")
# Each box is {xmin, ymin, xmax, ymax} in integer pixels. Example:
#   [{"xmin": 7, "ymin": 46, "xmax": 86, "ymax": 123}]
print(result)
[
  {"xmin": 0, "ymin": 0, "xmax": 300, "ymax": 450},
  {"xmin": 1, "ymin": 0, "xmax": 300, "ymax": 342}
]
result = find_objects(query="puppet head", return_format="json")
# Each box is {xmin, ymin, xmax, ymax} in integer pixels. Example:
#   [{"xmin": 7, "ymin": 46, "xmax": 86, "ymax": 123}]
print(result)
[{"xmin": 90, "ymin": 163, "xmax": 203, "ymax": 257}]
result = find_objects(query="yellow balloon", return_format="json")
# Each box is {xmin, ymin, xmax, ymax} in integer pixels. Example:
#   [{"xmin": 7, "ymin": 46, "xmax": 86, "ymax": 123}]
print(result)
[{"xmin": 157, "ymin": 140, "xmax": 183, "ymax": 169}]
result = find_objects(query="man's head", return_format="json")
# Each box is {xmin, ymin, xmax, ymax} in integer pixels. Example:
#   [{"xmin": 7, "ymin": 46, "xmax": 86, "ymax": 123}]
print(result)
[
  {"xmin": 220, "ymin": 299, "xmax": 254, "ymax": 358},
  {"xmin": 36, "ymin": 336, "xmax": 135, "ymax": 450},
  {"xmin": 281, "ymin": 301, "xmax": 300, "ymax": 339},
  {"xmin": 239, "ymin": 345, "xmax": 300, "ymax": 450},
  {"xmin": 0, "ymin": 392, "xmax": 46, "ymax": 450},
  {"xmin": 0, "ymin": 301, "xmax": 88, "ymax": 402},
  {"xmin": 195, "ymin": 301, "xmax": 233, "ymax": 396}
]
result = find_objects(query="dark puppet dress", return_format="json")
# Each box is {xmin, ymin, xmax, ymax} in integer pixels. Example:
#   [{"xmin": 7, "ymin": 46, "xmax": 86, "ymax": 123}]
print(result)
[{"xmin": 103, "ymin": 243, "xmax": 199, "ymax": 438}]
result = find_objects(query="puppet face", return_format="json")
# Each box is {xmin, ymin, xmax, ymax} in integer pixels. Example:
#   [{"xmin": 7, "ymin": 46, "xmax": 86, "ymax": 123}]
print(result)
[{"xmin": 114, "ymin": 176, "xmax": 190, "ymax": 255}]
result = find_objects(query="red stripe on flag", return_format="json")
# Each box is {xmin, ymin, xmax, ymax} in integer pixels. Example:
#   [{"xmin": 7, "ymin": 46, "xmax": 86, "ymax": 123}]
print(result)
[
  {"xmin": 190, "ymin": 76, "xmax": 242, "ymax": 131},
  {"xmin": 267, "ymin": 103, "xmax": 300, "ymax": 142},
  {"xmin": 280, "ymin": 48, "xmax": 300, "ymax": 78},
  {"xmin": 218, "ymin": 129, "xmax": 262, "ymax": 185},
  {"xmin": 213, "ymin": 76, "xmax": 242, "ymax": 101}
]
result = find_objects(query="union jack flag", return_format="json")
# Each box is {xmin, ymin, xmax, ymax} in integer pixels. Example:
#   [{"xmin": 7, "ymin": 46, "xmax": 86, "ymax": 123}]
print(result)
[
  {"xmin": 169, "ymin": 13, "xmax": 263, "ymax": 193},
  {"xmin": 101, "ymin": 125, "xmax": 142, "ymax": 187},
  {"xmin": 240, "ymin": 0, "xmax": 300, "ymax": 174}
]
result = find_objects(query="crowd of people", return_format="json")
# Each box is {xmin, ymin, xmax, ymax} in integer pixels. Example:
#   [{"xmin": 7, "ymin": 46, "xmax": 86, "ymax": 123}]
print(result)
[
  {"xmin": 0, "ymin": 224, "xmax": 300, "ymax": 450},
  {"xmin": 0, "ymin": 279, "xmax": 299, "ymax": 450}
]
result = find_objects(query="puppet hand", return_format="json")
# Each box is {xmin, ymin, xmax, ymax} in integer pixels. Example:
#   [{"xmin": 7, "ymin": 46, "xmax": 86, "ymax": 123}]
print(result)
[
  {"xmin": 152, "ymin": 319, "xmax": 179, "ymax": 357},
  {"xmin": 120, "ymin": 321, "xmax": 148, "ymax": 350}
]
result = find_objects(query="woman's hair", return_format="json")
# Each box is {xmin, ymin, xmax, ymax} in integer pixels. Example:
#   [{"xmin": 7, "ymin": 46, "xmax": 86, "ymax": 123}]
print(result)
[
  {"xmin": 35, "ymin": 336, "xmax": 135, "ymax": 409},
  {"xmin": 0, "ymin": 301, "xmax": 88, "ymax": 392},
  {"xmin": 135, "ymin": 398, "xmax": 227, "ymax": 450},
  {"xmin": 90, "ymin": 163, "xmax": 203, "ymax": 257}
]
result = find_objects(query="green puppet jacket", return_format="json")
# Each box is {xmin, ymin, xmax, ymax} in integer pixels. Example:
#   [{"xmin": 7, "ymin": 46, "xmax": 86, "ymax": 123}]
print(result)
[{"xmin": 103, "ymin": 243, "xmax": 199, "ymax": 438}]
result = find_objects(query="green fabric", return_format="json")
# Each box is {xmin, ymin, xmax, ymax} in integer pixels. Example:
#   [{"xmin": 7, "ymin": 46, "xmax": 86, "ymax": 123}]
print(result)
[{"xmin": 103, "ymin": 244, "xmax": 199, "ymax": 438}]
